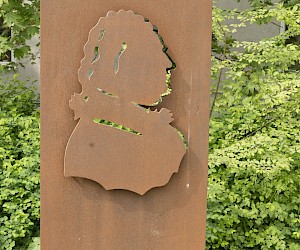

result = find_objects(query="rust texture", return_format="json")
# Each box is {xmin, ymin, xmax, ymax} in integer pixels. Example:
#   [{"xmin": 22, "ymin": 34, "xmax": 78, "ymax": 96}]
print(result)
[
  {"xmin": 41, "ymin": 1, "xmax": 212, "ymax": 249},
  {"xmin": 64, "ymin": 10, "xmax": 186, "ymax": 195}
]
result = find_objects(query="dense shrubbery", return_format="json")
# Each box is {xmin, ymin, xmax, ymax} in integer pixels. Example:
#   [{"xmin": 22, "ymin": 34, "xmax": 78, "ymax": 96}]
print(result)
[
  {"xmin": 0, "ymin": 76, "xmax": 40, "ymax": 249},
  {"xmin": 207, "ymin": 1, "xmax": 300, "ymax": 249}
]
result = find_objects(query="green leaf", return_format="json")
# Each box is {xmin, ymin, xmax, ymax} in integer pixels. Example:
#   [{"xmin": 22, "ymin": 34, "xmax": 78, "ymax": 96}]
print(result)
[{"xmin": 3, "ymin": 12, "xmax": 20, "ymax": 27}]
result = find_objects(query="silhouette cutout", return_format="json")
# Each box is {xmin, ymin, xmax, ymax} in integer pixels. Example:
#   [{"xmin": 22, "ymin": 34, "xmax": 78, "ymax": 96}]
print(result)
[{"xmin": 64, "ymin": 10, "xmax": 186, "ymax": 195}]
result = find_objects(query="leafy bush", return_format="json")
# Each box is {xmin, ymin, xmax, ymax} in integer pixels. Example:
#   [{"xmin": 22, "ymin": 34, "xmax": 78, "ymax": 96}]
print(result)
[
  {"xmin": 27, "ymin": 237, "xmax": 40, "ymax": 250},
  {"xmin": 0, "ymin": 0, "xmax": 40, "ymax": 66},
  {"xmin": 207, "ymin": 1, "xmax": 300, "ymax": 249},
  {"xmin": 0, "ymin": 76, "xmax": 40, "ymax": 249}
]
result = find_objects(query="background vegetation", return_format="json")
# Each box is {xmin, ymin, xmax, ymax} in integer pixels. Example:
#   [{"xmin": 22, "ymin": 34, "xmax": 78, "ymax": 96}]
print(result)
[
  {"xmin": 208, "ymin": 0, "xmax": 300, "ymax": 249},
  {"xmin": 0, "ymin": 1, "xmax": 40, "ymax": 249},
  {"xmin": 0, "ymin": 0, "xmax": 299, "ymax": 249},
  {"xmin": 0, "ymin": 77, "xmax": 40, "ymax": 249},
  {"xmin": 0, "ymin": 0, "xmax": 39, "ymax": 69}
]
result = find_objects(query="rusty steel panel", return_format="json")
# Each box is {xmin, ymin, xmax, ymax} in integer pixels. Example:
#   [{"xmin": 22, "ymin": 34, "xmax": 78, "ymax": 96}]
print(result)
[{"xmin": 41, "ymin": 1, "xmax": 212, "ymax": 249}]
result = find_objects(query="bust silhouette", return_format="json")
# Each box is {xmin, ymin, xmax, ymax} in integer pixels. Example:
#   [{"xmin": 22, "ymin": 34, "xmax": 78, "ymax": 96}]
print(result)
[{"xmin": 64, "ymin": 10, "xmax": 186, "ymax": 195}]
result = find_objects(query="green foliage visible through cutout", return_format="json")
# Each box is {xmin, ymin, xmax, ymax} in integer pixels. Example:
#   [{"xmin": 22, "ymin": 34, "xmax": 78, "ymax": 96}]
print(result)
[
  {"xmin": 98, "ymin": 29, "xmax": 106, "ymax": 41},
  {"xmin": 97, "ymin": 88, "xmax": 118, "ymax": 98},
  {"xmin": 176, "ymin": 130, "xmax": 188, "ymax": 149},
  {"xmin": 92, "ymin": 46, "xmax": 99, "ymax": 63},
  {"xmin": 114, "ymin": 42, "xmax": 127, "ymax": 74},
  {"xmin": 93, "ymin": 118, "xmax": 142, "ymax": 136},
  {"xmin": 87, "ymin": 68, "xmax": 94, "ymax": 79}
]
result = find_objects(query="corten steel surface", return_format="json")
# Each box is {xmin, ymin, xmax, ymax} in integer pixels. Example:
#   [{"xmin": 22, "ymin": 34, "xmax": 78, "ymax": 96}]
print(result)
[
  {"xmin": 64, "ymin": 10, "xmax": 186, "ymax": 195},
  {"xmin": 41, "ymin": 1, "xmax": 212, "ymax": 249}
]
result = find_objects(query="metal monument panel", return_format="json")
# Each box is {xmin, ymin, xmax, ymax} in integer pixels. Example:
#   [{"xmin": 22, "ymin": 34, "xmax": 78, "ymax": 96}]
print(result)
[{"xmin": 41, "ymin": 1, "xmax": 212, "ymax": 249}]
